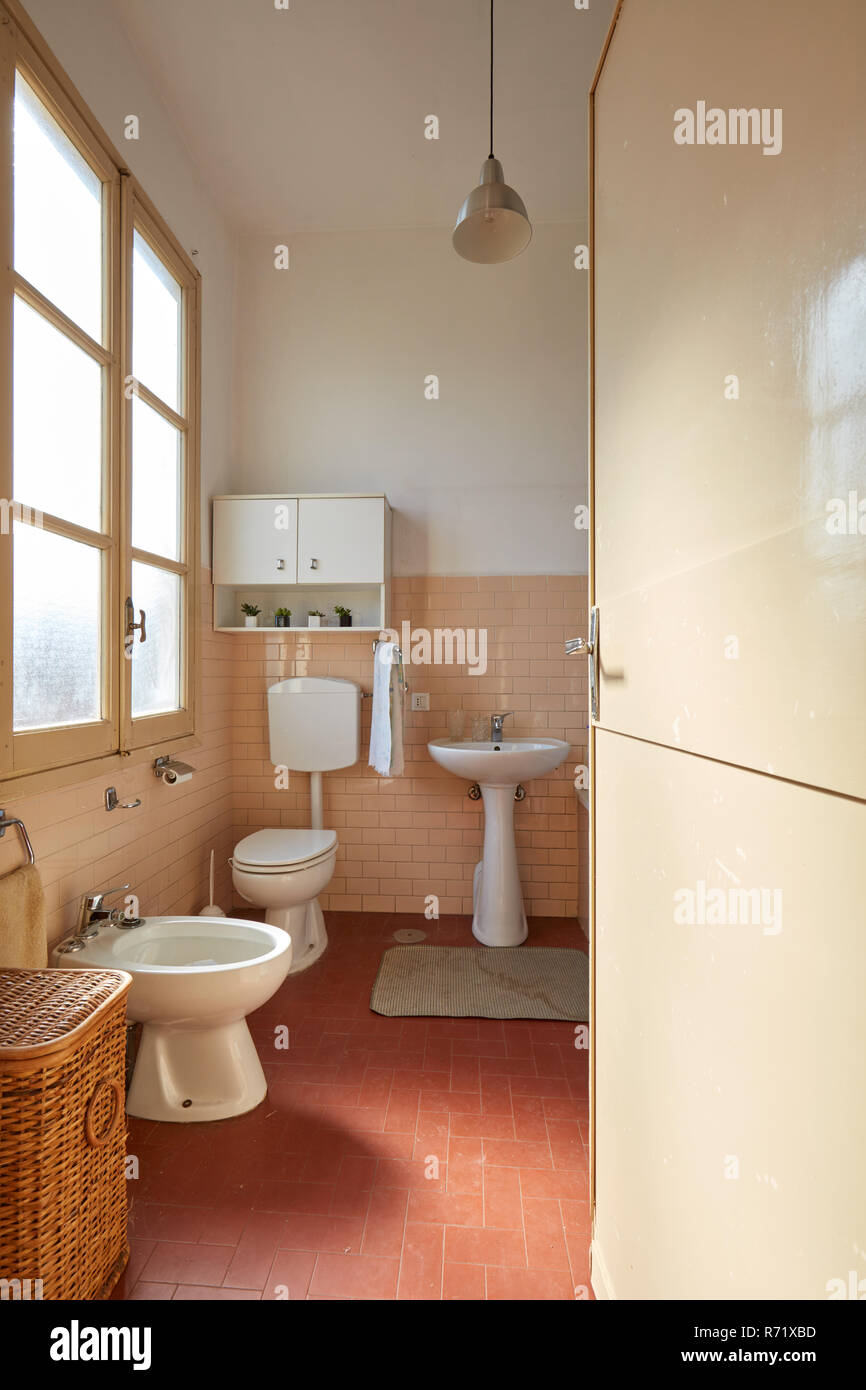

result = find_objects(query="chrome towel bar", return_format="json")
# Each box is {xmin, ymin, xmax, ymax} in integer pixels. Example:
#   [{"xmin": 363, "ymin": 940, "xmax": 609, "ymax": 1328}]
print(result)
[{"xmin": 0, "ymin": 810, "xmax": 35, "ymax": 871}]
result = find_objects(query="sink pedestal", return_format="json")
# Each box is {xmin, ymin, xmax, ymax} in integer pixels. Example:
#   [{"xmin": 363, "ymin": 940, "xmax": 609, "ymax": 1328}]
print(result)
[{"xmin": 472, "ymin": 784, "xmax": 528, "ymax": 947}]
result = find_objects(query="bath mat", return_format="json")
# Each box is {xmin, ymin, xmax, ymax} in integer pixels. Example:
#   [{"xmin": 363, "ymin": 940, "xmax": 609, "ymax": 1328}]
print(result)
[{"xmin": 370, "ymin": 945, "xmax": 588, "ymax": 1021}]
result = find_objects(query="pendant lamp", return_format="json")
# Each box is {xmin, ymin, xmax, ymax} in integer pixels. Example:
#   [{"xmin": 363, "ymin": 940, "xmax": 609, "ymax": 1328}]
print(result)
[{"xmin": 452, "ymin": 0, "xmax": 532, "ymax": 264}]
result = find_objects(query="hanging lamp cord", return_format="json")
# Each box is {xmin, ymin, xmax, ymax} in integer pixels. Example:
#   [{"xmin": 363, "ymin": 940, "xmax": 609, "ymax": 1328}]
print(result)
[{"xmin": 489, "ymin": 0, "xmax": 494, "ymax": 157}]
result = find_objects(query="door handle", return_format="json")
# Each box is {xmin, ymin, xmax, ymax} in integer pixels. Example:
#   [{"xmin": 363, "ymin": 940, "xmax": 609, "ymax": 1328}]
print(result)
[
  {"xmin": 565, "ymin": 606, "xmax": 599, "ymax": 721},
  {"xmin": 124, "ymin": 596, "xmax": 146, "ymax": 650}
]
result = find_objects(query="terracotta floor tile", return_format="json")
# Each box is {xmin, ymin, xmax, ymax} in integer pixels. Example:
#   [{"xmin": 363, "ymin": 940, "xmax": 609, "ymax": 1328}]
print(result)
[
  {"xmin": 523, "ymin": 1198, "xmax": 570, "ymax": 1271},
  {"xmin": 140, "ymin": 1242, "xmax": 234, "ymax": 1287},
  {"xmin": 223, "ymin": 1212, "xmax": 288, "ymax": 1288},
  {"xmin": 261, "ymin": 1250, "xmax": 317, "ymax": 1300},
  {"xmin": 384, "ymin": 1088, "xmax": 420, "ymax": 1133},
  {"xmin": 513, "ymin": 1097, "xmax": 549, "ymax": 1142},
  {"xmin": 174, "ymin": 1285, "xmax": 262, "ymax": 1301},
  {"xmin": 518, "ymin": 1168, "xmax": 589, "ymax": 1200},
  {"xmin": 311, "ymin": 1253, "xmax": 400, "ymax": 1300},
  {"xmin": 443, "ymin": 1262, "xmax": 486, "ymax": 1300},
  {"xmin": 128, "ymin": 1282, "xmax": 176, "ymax": 1300},
  {"xmin": 483, "ymin": 1167, "xmax": 523, "ymax": 1229},
  {"xmin": 450, "ymin": 1113, "xmax": 515, "ymax": 1140},
  {"xmin": 444, "ymin": 1226, "xmax": 526, "ymax": 1268},
  {"xmin": 397, "ymin": 1222, "xmax": 444, "ymax": 1300},
  {"xmin": 483, "ymin": 1138, "xmax": 552, "ymax": 1169},
  {"xmin": 255, "ymin": 1181, "xmax": 336, "ymax": 1215},
  {"xmin": 279, "ymin": 1212, "xmax": 365, "ymax": 1254},
  {"xmin": 485, "ymin": 1266, "xmax": 576, "ymax": 1300},
  {"xmin": 408, "ymin": 1190, "xmax": 483, "ymax": 1226},
  {"xmin": 361, "ymin": 1187, "xmax": 409, "ymax": 1257}
]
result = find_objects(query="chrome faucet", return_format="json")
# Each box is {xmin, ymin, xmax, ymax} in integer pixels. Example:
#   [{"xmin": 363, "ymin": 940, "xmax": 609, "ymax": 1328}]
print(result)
[
  {"xmin": 490, "ymin": 712, "xmax": 513, "ymax": 741},
  {"xmin": 57, "ymin": 883, "xmax": 141, "ymax": 953}
]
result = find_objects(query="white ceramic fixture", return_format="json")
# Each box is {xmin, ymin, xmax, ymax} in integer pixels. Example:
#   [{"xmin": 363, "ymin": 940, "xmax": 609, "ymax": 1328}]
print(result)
[
  {"xmin": 427, "ymin": 737, "xmax": 570, "ymax": 946},
  {"xmin": 53, "ymin": 916, "xmax": 292, "ymax": 1122},
  {"xmin": 230, "ymin": 675, "xmax": 360, "ymax": 971}
]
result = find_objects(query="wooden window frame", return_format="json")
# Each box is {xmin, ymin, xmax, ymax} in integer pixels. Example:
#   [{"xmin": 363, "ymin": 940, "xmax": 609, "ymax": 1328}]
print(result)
[{"xmin": 0, "ymin": 0, "xmax": 200, "ymax": 795}]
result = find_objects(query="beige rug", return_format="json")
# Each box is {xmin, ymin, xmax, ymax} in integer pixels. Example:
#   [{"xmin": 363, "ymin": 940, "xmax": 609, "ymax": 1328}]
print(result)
[{"xmin": 370, "ymin": 945, "xmax": 588, "ymax": 1021}]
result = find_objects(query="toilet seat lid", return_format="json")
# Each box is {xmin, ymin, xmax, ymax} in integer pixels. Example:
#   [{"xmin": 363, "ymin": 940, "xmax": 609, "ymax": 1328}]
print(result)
[{"xmin": 233, "ymin": 827, "xmax": 337, "ymax": 868}]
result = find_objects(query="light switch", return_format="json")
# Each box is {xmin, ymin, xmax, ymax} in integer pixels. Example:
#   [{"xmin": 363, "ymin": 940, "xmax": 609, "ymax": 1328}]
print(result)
[{"xmin": 411, "ymin": 692, "xmax": 430, "ymax": 712}]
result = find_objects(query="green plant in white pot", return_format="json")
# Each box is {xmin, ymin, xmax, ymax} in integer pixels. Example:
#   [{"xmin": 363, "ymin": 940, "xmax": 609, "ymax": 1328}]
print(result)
[
  {"xmin": 307, "ymin": 610, "xmax": 325, "ymax": 629},
  {"xmin": 241, "ymin": 602, "xmax": 261, "ymax": 629}
]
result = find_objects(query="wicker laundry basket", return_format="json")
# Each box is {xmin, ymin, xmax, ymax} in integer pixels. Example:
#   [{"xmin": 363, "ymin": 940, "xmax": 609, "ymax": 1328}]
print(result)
[{"xmin": 0, "ymin": 967, "xmax": 132, "ymax": 1301}]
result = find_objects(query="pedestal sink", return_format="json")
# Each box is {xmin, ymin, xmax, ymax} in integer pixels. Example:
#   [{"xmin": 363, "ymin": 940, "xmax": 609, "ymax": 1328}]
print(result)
[{"xmin": 427, "ymin": 737, "xmax": 571, "ymax": 946}]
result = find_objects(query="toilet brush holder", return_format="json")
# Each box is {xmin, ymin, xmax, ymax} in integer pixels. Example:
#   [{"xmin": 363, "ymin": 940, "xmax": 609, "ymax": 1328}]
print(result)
[{"xmin": 199, "ymin": 850, "xmax": 225, "ymax": 917}]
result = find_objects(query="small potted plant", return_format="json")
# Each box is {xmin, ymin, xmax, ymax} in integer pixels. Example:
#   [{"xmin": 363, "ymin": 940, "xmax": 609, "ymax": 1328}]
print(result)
[
  {"xmin": 274, "ymin": 607, "xmax": 292, "ymax": 628},
  {"xmin": 334, "ymin": 604, "xmax": 353, "ymax": 628},
  {"xmin": 241, "ymin": 602, "xmax": 261, "ymax": 629},
  {"xmin": 307, "ymin": 609, "xmax": 325, "ymax": 629}
]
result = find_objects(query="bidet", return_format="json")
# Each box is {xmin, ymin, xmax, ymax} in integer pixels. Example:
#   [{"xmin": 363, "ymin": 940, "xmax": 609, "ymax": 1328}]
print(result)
[{"xmin": 53, "ymin": 916, "xmax": 292, "ymax": 1121}]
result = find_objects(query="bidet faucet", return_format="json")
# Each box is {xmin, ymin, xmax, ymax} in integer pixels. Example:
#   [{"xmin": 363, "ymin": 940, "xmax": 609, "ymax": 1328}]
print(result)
[
  {"xmin": 489, "ymin": 712, "xmax": 513, "ymax": 741},
  {"xmin": 76, "ymin": 883, "xmax": 138, "ymax": 938}
]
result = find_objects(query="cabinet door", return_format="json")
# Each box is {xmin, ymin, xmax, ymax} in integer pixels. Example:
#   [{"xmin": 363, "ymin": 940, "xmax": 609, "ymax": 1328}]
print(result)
[
  {"xmin": 212, "ymin": 498, "xmax": 298, "ymax": 584},
  {"xmin": 297, "ymin": 497, "xmax": 385, "ymax": 584}
]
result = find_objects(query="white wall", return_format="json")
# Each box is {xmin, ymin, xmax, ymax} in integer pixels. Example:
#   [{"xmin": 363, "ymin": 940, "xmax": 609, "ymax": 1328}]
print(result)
[
  {"xmin": 233, "ymin": 225, "xmax": 588, "ymax": 575},
  {"xmin": 20, "ymin": 0, "xmax": 237, "ymax": 561}
]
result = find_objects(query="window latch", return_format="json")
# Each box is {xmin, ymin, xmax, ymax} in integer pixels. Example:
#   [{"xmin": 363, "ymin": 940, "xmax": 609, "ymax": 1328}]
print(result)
[{"xmin": 124, "ymin": 596, "xmax": 147, "ymax": 652}]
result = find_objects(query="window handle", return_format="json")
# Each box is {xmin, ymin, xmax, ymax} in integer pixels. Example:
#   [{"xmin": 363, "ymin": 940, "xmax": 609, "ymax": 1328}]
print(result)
[{"xmin": 124, "ymin": 596, "xmax": 147, "ymax": 648}]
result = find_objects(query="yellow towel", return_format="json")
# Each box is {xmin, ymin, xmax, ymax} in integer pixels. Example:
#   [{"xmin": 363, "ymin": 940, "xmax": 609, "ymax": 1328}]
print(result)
[{"xmin": 0, "ymin": 863, "xmax": 47, "ymax": 968}]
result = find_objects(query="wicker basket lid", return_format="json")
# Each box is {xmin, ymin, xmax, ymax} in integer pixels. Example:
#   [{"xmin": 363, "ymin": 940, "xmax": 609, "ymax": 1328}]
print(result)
[{"xmin": 0, "ymin": 968, "xmax": 132, "ymax": 1059}]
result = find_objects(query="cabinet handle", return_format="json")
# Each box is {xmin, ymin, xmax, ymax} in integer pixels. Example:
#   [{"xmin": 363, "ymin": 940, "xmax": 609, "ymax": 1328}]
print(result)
[
  {"xmin": 310, "ymin": 558, "xmax": 318, "ymax": 570},
  {"xmin": 276, "ymin": 559, "xmax": 285, "ymax": 571}
]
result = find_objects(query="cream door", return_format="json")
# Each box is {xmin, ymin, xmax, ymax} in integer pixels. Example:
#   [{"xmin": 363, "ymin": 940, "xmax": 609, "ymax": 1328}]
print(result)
[{"xmin": 588, "ymin": 0, "xmax": 866, "ymax": 1299}]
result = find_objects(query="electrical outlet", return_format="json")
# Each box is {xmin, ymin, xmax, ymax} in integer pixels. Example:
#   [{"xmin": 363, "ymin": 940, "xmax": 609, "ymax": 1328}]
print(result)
[{"xmin": 411, "ymin": 692, "xmax": 430, "ymax": 712}]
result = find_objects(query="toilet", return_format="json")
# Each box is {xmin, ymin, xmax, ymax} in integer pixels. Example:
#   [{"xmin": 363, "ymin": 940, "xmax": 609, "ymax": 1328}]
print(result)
[{"xmin": 231, "ymin": 675, "xmax": 361, "ymax": 973}]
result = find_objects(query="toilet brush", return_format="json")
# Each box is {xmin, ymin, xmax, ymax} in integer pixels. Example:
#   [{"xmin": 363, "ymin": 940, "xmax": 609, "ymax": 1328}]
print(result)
[{"xmin": 199, "ymin": 850, "xmax": 225, "ymax": 917}]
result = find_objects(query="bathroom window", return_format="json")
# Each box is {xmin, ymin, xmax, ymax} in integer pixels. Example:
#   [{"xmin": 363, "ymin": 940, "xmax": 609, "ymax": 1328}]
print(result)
[{"xmin": 0, "ymin": 33, "xmax": 200, "ymax": 784}]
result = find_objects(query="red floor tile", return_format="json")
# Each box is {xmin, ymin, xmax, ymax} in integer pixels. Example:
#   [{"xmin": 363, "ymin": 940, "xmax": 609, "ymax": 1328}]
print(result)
[
  {"xmin": 139, "ymin": 1242, "xmax": 235, "ymax": 1287},
  {"xmin": 443, "ymin": 1262, "xmax": 486, "ymax": 1300},
  {"xmin": 361, "ymin": 1187, "xmax": 408, "ymax": 1258},
  {"xmin": 444, "ymin": 1225, "xmax": 526, "ymax": 1268},
  {"xmin": 311, "ymin": 1253, "xmax": 400, "ymax": 1300},
  {"xmin": 397, "ymin": 1223, "xmax": 444, "ymax": 1300}
]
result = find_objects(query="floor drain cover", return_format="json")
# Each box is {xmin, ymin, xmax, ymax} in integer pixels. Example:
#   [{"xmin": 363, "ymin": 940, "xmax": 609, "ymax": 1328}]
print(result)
[{"xmin": 393, "ymin": 928, "xmax": 427, "ymax": 944}]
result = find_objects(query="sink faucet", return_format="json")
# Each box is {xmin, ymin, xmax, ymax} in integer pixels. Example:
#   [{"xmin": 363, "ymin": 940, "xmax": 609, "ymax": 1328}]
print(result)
[{"xmin": 490, "ymin": 711, "xmax": 513, "ymax": 741}]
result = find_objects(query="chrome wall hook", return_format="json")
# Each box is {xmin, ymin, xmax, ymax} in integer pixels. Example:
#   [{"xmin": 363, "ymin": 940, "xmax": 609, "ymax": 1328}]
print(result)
[{"xmin": 105, "ymin": 787, "xmax": 141, "ymax": 812}]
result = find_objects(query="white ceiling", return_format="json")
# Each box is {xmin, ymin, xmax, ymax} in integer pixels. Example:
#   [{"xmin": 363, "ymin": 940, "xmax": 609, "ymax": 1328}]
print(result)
[{"xmin": 110, "ymin": 0, "xmax": 616, "ymax": 234}]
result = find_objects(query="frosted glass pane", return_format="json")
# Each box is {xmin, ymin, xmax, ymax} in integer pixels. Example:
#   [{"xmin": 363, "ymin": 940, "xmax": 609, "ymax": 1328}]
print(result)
[
  {"xmin": 131, "ymin": 562, "xmax": 181, "ymax": 717},
  {"xmin": 14, "ymin": 297, "xmax": 102, "ymax": 530},
  {"xmin": 13, "ymin": 524, "xmax": 101, "ymax": 730},
  {"xmin": 14, "ymin": 73, "xmax": 103, "ymax": 342},
  {"xmin": 132, "ymin": 397, "xmax": 181, "ymax": 560},
  {"xmin": 133, "ymin": 231, "xmax": 182, "ymax": 411}
]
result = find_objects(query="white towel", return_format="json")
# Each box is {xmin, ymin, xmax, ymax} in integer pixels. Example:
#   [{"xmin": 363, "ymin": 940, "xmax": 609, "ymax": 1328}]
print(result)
[{"xmin": 369, "ymin": 642, "xmax": 405, "ymax": 777}]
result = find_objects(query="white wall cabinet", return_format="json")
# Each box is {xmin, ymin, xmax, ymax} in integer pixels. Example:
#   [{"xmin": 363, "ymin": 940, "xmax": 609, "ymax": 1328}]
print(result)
[
  {"xmin": 297, "ymin": 497, "xmax": 385, "ymax": 585},
  {"xmin": 213, "ymin": 497, "xmax": 298, "ymax": 585},
  {"xmin": 211, "ymin": 493, "xmax": 390, "ymax": 632}
]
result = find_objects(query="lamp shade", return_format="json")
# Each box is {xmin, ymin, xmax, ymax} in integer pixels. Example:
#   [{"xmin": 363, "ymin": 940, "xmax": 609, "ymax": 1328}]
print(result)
[{"xmin": 452, "ymin": 157, "xmax": 532, "ymax": 264}]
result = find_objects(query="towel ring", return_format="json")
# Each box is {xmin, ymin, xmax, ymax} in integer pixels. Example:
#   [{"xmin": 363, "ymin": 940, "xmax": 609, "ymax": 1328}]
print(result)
[{"xmin": 0, "ymin": 811, "xmax": 35, "ymax": 875}]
